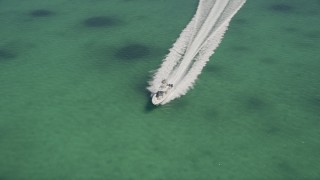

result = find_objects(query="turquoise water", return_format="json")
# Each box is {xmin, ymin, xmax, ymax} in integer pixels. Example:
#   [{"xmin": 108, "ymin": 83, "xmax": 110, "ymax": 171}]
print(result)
[{"xmin": 0, "ymin": 0, "xmax": 319, "ymax": 179}]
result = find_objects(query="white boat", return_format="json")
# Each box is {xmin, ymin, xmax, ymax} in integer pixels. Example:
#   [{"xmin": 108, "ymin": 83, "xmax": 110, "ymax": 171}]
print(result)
[{"xmin": 151, "ymin": 80, "xmax": 173, "ymax": 105}]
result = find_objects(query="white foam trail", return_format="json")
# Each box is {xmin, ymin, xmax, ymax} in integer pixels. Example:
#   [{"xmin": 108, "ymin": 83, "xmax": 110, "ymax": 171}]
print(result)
[{"xmin": 148, "ymin": 0, "xmax": 246, "ymax": 104}]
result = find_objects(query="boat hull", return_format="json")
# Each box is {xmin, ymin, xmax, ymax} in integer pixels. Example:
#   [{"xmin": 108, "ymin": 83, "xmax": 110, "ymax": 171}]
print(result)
[
  {"xmin": 151, "ymin": 94, "xmax": 163, "ymax": 105},
  {"xmin": 151, "ymin": 91, "xmax": 171, "ymax": 105}
]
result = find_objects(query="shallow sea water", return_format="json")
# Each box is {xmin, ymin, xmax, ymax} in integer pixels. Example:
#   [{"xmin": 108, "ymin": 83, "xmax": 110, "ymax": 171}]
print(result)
[{"xmin": 0, "ymin": 0, "xmax": 319, "ymax": 179}]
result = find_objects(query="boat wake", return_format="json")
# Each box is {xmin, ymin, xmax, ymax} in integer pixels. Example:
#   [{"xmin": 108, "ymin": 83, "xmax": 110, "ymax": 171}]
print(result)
[{"xmin": 148, "ymin": 0, "xmax": 246, "ymax": 105}]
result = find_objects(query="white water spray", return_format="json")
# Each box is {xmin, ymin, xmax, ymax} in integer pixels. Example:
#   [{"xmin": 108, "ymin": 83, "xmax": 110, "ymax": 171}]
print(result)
[{"xmin": 148, "ymin": 0, "xmax": 246, "ymax": 105}]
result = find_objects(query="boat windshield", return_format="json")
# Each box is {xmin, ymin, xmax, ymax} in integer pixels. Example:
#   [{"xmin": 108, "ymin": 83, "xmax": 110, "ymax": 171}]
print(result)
[{"xmin": 156, "ymin": 91, "xmax": 164, "ymax": 98}]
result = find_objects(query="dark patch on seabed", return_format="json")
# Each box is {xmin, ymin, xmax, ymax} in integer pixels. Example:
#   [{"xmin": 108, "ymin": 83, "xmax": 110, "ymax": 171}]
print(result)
[
  {"xmin": 244, "ymin": 96, "xmax": 268, "ymax": 112},
  {"xmin": 0, "ymin": 48, "xmax": 16, "ymax": 61},
  {"xmin": 204, "ymin": 108, "xmax": 219, "ymax": 121},
  {"xmin": 233, "ymin": 18, "xmax": 248, "ymax": 25},
  {"xmin": 265, "ymin": 125, "xmax": 281, "ymax": 135},
  {"xmin": 284, "ymin": 27, "xmax": 299, "ymax": 33},
  {"xmin": 83, "ymin": 16, "xmax": 121, "ymax": 28},
  {"xmin": 268, "ymin": 3, "xmax": 294, "ymax": 13},
  {"xmin": 310, "ymin": 97, "xmax": 320, "ymax": 107},
  {"xmin": 29, "ymin": 9, "xmax": 55, "ymax": 17},
  {"xmin": 260, "ymin": 57, "xmax": 277, "ymax": 65},
  {"xmin": 305, "ymin": 96, "xmax": 320, "ymax": 115},
  {"xmin": 276, "ymin": 161, "xmax": 302, "ymax": 179},
  {"xmin": 115, "ymin": 44, "xmax": 150, "ymax": 60},
  {"xmin": 284, "ymin": 26, "xmax": 320, "ymax": 40},
  {"xmin": 293, "ymin": 40, "xmax": 317, "ymax": 49},
  {"xmin": 303, "ymin": 31, "xmax": 320, "ymax": 39},
  {"xmin": 204, "ymin": 64, "xmax": 223, "ymax": 73}
]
